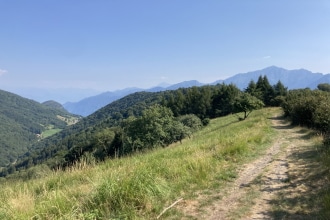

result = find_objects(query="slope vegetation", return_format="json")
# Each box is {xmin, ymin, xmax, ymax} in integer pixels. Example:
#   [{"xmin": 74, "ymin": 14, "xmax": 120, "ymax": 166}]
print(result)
[
  {"xmin": 0, "ymin": 108, "xmax": 277, "ymax": 219},
  {"xmin": 2, "ymin": 107, "xmax": 329, "ymax": 219},
  {"xmin": 2, "ymin": 80, "xmax": 284, "ymax": 177},
  {"xmin": 0, "ymin": 89, "xmax": 79, "ymax": 167}
]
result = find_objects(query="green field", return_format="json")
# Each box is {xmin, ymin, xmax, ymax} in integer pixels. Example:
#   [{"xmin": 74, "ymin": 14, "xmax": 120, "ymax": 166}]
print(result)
[{"xmin": 41, "ymin": 128, "xmax": 63, "ymax": 139}]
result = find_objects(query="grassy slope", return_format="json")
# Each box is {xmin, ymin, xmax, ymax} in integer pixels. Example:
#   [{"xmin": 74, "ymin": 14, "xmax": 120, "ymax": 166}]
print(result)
[
  {"xmin": 41, "ymin": 129, "xmax": 63, "ymax": 139},
  {"xmin": 0, "ymin": 108, "xmax": 278, "ymax": 219}
]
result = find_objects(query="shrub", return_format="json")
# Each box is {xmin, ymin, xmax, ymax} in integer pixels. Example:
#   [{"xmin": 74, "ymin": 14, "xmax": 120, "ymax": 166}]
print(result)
[{"xmin": 177, "ymin": 114, "xmax": 203, "ymax": 132}]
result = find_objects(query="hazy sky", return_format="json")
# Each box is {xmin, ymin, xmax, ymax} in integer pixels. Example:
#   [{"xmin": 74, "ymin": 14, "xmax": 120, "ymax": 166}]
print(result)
[{"xmin": 1, "ymin": 0, "xmax": 330, "ymax": 91}]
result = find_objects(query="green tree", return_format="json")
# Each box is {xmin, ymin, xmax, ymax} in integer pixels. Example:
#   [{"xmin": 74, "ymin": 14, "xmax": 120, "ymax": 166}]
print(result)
[
  {"xmin": 165, "ymin": 120, "xmax": 190, "ymax": 144},
  {"xmin": 125, "ymin": 105, "xmax": 176, "ymax": 150},
  {"xmin": 273, "ymin": 80, "xmax": 288, "ymax": 96},
  {"xmin": 93, "ymin": 128, "xmax": 115, "ymax": 160},
  {"xmin": 281, "ymin": 89, "xmax": 330, "ymax": 147},
  {"xmin": 233, "ymin": 93, "xmax": 264, "ymax": 120},
  {"xmin": 195, "ymin": 86, "xmax": 213, "ymax": 119},
  {"xmin": 256, "ymin": 75, "xmax": 275, "ymax": 106},
  {"xmin": 7, "ymin": 165, "xmax": 16, "ymax": 174},
  {"xmin": 245, "ymin": 80, "xmax": 262, "ymax": 99},
  {"xmin": 211, "ymin": 84, "xmax": 241, "ymax": 117},
  {"xmin": 271, "ymin": 80, "xmax": 288, "ymax": 106},
  {"xmin": 318, "ymin": 83, "xmax": 330, "ymax": 92},
  {"xmin": 177, "ymin": 114, "xmax": 203, "ymax": 132},
  {"xmin": 164, "ymin": 89, "xmax": 186, "ymax": 116},
  {"xmin": 165, "ymin": 86, "xmax": 214, "ymax": 119},
  {"xmin": 281, "ymin": 89, "xmax": 318, "ymax": 127}
]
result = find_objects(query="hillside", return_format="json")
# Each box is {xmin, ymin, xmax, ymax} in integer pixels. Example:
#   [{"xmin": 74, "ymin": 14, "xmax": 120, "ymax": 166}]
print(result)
[
  {"xmin": 0, "ymin": 89, "xmax": 79, "ymax": 167},
  {"xmin": 1, "ymin": 108, "xmax": 328, "ymax": 219},
  {"xmin": 0, "ymin": 79, "xmax": 290, "ymax": 176},
  {"xmin": 0, "ymin": 108, "xmax": 278, "ymax": 218},
  {"xmin": 42, "ymin": 100, "xmax": 68, "ymax": 112},
  {"xmin": 6, "ymin": 91, "xmax": 165, "ymax": 171}
]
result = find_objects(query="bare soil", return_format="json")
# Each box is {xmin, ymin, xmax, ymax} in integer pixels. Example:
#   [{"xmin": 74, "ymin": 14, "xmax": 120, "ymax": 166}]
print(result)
[{"xmin": 177, "ymin": 115, "xmax": 326, "ymax": 219}]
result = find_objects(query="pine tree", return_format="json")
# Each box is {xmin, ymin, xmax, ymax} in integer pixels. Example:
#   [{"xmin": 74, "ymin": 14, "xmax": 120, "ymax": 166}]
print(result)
[
  {"xmin": 273, "ymin": 80, "xmax": 287, "ymax": 96},
  {"xmin": 256, "ymin": 75, "xmax": 275, "ymax": 106},
  {"xmin": 245, "ymin": 80, "xmax": 262, "ymax": 100}
]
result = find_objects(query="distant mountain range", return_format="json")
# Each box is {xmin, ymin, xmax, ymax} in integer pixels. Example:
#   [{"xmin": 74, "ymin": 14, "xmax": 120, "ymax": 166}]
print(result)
[
  {"xmin": 218, "ymin": 66, "xmax": 329, "ymax": 89},
  {"xmin": 63, "ymin": 80, "xmax": 204, "ymax": 116},
  {"xmin": 64, "ymin": 66, "xmax": 330, "ymax": 116}
]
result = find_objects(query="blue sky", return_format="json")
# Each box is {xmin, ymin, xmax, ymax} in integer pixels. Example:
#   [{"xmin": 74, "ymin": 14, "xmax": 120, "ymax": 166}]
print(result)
[{"xmin": 1, "ymin": 0, "xmax": 330, "ymax": 92}]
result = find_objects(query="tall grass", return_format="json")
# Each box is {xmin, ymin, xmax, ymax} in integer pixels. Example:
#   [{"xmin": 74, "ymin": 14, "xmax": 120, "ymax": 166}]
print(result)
[
  {"xmin": 319, "ymin": 140, "xmax": 330, "ymax": 218},
  {"xmin": 0, "ymin": 108, "xmax": 278, "ymax": 219}
]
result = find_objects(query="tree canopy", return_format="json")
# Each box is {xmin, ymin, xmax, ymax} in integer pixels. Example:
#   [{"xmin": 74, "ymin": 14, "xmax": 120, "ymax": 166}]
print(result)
[
  {"xmin": 318, "ymin": 83, "xmax": 330, "ymax": 92},
  {"xmin": 233, "ymin": 93, "xmax": 264, "ymax": 120}
]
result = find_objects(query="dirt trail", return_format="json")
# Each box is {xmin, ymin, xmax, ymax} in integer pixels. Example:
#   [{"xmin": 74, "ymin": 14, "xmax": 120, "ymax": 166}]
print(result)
[{"xmin": 180, "ymin": 114, "xmax": 325, "ymax": 219}]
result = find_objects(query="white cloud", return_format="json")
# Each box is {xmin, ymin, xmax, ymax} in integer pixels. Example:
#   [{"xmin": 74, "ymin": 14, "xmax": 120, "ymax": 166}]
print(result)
[{"xmin": 0, "ymin": 69, "xmax": 8, "ymax": 76}]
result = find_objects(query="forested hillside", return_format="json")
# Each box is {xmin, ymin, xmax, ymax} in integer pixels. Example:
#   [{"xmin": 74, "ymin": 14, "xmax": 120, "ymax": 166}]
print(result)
[
  {"xmin": 0, "ymin": 77, "xmax": 286, "ymax": 177},
  {"xmin": 0, "ymin": 89, "xmax": 79, "ymax": 168},
  {"xmin": 0, "ymin": 107, "xmax": 279, "ymax": 219}
]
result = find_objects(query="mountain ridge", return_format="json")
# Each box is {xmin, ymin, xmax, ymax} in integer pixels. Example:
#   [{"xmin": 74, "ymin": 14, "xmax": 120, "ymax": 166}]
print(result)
[
  {"xmin": 63, "ymin": 80, "xmax": 205, "ymax": 116},
  {"xmin": 222, "ymin": 66, "xmax": 326, "ymax": 90},
  {"xmin": 64, "ymin": 66, "xmax": 330, "ymax": 116}
]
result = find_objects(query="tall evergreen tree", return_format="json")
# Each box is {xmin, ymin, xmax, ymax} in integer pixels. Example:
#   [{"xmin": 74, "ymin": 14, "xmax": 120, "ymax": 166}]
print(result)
[
  {"xmin": 271, "ymin": 80, "xmax": 288, "ymax": 106},
  {"xmin": 245, "ymin": 80, "xmax": 262, "ymax": 100},
  {"xmin": 273, "ymin": 80, "xmax": 287, "ymax": 96},
  {"xmin": 256, "ymin": 75, "xmax": 275, "ymax": 106}
]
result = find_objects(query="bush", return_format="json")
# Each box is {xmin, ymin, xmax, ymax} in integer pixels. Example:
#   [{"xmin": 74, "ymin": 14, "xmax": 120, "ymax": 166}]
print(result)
[
  {"xmin": 282, "ymin": 89, "xmax": 323, "ymax": 127},
  {"xmin": 202, "ymin": 118, "xmax": 210, "ymax": 126},
  {"xmin": 281, "ymin": 89, "xmax": 330, "ymax": 145},
  {"xmin": 177, "ymin": 114, "xmax": 203, "ymax": 132}
]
